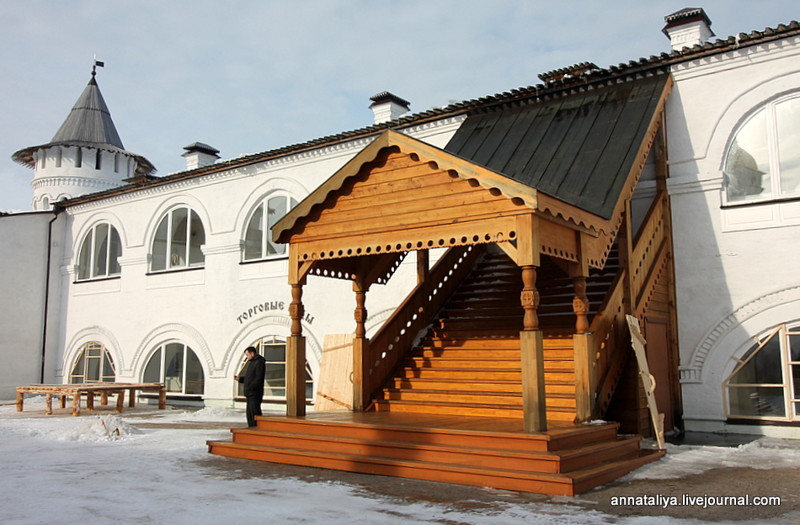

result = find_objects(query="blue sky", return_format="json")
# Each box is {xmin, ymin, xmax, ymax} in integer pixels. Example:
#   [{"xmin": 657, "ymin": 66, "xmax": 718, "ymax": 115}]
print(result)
[{"xmin": 1, "ymin": 0, "xmax": 797, "ymax": 211}]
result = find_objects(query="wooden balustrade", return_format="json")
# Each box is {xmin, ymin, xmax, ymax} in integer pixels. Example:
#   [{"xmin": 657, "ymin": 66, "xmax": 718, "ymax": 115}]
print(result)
[
  {"xmin": 363, "ymin": 245, "xmax": 484, "ymax": 402},
  {"xmin": 588, "ymin": 191, "xmax": 671, "ymax": 418},
  {"xmin": 629, "ymin": 192, "xmax": 668, "ymax": 307}
]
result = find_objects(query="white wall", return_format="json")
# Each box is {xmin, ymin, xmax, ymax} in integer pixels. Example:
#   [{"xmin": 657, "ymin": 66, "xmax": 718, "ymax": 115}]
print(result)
[
  {"xmin": 0, "ymin": 212, "xmax": 54, "ymax": 398},
  {"xmin": 55, "ymin": 119, "xmax": 463, "ymax": 406},
  {"xmin": 667, "ymin": 35, "xmax": 800, "ymax": 434}
]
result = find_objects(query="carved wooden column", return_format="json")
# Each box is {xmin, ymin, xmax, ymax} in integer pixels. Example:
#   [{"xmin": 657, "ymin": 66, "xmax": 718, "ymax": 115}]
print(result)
[
  {"xmin": 521, "ymin": 265, "xmax": 540, "ymax": 331},
  {"xmin": 573, "ymin": 276, "xmax": 590, "ymax": 334},
  {"xmin": 572, "ymin": 275, "xmax": 593, "ymax": 421},
  {"xmin": 515, "ymin": 213, "xmax": 547, "ymax": 432},
  {"xmin": 572, "ymin": 233, "xmax": 593, "ymax": 422},
  {"xmin": 286, "ymin": 281, "xmax": 307, "ymax": 417},
  {"xmin": 352, "ymin": 279, "xmax": 370, "ymax": 411}
]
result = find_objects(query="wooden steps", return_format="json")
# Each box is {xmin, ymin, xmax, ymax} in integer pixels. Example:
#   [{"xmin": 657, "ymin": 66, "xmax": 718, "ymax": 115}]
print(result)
[
  {"xmin": 378, "ymin": 331, "xmax": 578, "ymax": 421},
  {"xmin": 208, "ymin": 414, "xmax": 664, "ymax": 496}
]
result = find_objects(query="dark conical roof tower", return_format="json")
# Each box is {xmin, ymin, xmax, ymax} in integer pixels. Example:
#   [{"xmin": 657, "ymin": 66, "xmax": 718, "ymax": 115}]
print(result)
[
  {"xmin": 49, "ymin": 71, "xmax": 125, "ymax": 148},
  {"xmin": 11, "ymin": 65, "xmax": 155, "ymax": 210}
]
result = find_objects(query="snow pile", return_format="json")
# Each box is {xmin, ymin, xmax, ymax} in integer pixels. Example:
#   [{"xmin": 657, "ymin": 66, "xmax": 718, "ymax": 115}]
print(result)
[
  {"xmin": 64, "ymin": 414, "xmax": 142, "ymax": 442},
  {"xmin": 627, "ymin": 439, "xmax": 800, "ymax": 480},
  {"xmin": 181, "ymin": 405, "xmax": 246, "ymax": 421}
]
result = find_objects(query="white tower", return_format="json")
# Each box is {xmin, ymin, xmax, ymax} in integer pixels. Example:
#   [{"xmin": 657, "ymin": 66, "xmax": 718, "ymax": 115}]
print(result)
[{"xmin": 12, "ymin": 65, "xmax": 155, "ymax": 210}]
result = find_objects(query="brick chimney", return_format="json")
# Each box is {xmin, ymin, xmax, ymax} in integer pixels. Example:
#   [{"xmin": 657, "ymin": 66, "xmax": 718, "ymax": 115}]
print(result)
[
  {"xmin": 663, "ymin": 8, "xmax": 715, "ymax": 51},
  {"xmin": 369, "ymin": 92, "xmax": 410, "ymax": 124},
  {"xmin": 182, "ymin": 142, "xmax": 220, "ymax": 170}
]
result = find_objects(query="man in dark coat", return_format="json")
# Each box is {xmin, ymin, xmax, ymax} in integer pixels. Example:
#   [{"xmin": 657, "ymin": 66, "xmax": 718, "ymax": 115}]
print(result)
[{"xmin": 234, "ymin": 346, "xmax": 266, "ymax": 427}]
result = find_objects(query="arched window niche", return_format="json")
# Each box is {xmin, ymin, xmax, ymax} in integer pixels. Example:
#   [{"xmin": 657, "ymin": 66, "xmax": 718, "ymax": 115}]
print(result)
[
  {"xmin": 151, "ymin": 207, "xmax": 206, "ymax": 272},
  {"xmin": 77, "ymin": 222, "xmax": 122, "ymax": 281},
  {"xmin": 143, "ymin": 342, "xmax": 205, "ymax": 396},
  {"xmin": 243, "ymin": 194, "xmax": 297, "ymax": 261},
  {"xmin": 724, "ymin": 94, "xmax": 800, "ymax": 204},
  {"xmin": 69, "ymin": 342, "xmax": 116, "ymax": 383},
  {"xmin": 724, "ymin": 323, "xmax": 800, "ymax": 421}
]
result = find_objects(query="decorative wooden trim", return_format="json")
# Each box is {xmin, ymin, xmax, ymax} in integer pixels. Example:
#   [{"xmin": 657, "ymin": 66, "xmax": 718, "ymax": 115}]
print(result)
[{"xmin": 273, "ymin": 130, "xmax": 538, "ymax": 244}]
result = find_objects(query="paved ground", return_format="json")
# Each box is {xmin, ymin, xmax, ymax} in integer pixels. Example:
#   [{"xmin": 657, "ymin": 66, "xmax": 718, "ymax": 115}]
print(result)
[{"xmin": 6, "ymin": 403, "xmax": 797, "ymax": 523}]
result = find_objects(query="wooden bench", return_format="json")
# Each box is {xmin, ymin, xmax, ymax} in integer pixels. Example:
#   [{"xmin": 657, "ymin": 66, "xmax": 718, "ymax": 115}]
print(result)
[{"xmin": 16, "ymin": 383, "xmax": 166, "ymax": 416}]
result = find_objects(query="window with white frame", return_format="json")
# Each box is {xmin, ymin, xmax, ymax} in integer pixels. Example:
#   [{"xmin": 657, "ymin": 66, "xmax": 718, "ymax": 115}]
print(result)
[
  {"xmin": 151, "ymin": 207, "xmax": 205, "ymax": 271},
  {"xmin": 724, "ymin": 94, "xmax": 800, "ymax": 204},
  {"xmin": 235, "ymin": 336, "xmax": 313, "ymax": 401},
  {"xmin": 243, "ymin": 195, "xmax": 297, "ymax": 261},
  {"xmin": 143, "ymin": 342, "xmax": 205, "ymax": 395},
  {"xmin": 724, "ymin": 323, "xmax": 800, "ymax": 421},
  {"xmin": 69, "ymin": 342, "xmax": 116, "ymax": 383},
  {"xmin": 77, "ymin": 222, "xmax": 122, "ymax": 280}
]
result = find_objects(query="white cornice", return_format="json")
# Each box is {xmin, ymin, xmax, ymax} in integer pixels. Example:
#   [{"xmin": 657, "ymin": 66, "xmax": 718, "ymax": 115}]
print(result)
[
  {"xmin": 64, "ymin": 115, "xmax": 465, "ymax": 213},
  {"xmin": 670, "ymin": 35, "xmax": 800, "ymax": 81}
]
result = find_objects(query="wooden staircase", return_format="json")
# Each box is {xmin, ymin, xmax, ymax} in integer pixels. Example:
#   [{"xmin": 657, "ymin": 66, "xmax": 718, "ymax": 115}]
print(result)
[
  {"xmin": 372, "ymin": 248, "xmax": 617, "ymax": 422},
  {"xmin": 208, "ymin": 413, "xmax": 663, "ymax": 496}
]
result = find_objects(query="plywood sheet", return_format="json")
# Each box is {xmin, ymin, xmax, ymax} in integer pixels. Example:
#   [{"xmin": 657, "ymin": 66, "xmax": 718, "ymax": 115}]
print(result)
[{"xmin": 315, "ymin": 334, "xmax": 354, "ymax": 411}]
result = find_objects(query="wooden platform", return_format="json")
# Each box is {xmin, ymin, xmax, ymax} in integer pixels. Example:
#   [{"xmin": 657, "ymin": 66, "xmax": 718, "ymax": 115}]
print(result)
[
  {"xmin": 16, "ymin": 383, "xmax": 166, "ymax": 416},
  {"xmin": 207, "ymin": 411, "xmax": 663, "ymax": 496}
]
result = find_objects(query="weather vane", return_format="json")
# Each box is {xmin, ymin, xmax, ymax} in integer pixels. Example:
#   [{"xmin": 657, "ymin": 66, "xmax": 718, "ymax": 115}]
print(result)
[{"xmin": 92, "ymin": 54, "xmax": 105, "ymax": 76}]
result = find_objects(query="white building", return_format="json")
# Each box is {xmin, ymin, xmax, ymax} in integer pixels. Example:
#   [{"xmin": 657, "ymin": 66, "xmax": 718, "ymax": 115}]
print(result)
[{"xmin": 3, "ymin": 9, "xmax": 799, "ymax": 439}]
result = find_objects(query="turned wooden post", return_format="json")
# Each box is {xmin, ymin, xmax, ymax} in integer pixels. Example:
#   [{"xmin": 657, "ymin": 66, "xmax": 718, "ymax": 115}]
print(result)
[
  {"xmin": 521, "ymin": 265, "xmax": 540, "ymax": 331},
  {"xmin": 45, "ymin": 393, "xmax": 53, "ymax": 415},
  {"xmin": 352, "ymin": 279, "xmax": 370, "ymax": 411},
  {"xmin": 86, "ymin": 392, "xmax": 95, "ymax": 410},
  {"xmin": 286, "ymin": 281, "xmax": 307, "ymax": 417},
  {"xmin": 15, "ymin": 390, "xmax": 23, "ymax": 412},
  {"xmin": 129, "ymin": 388, "xmax": 136, "ymax": 408},
  {"xmin": 572, "ymin": 233, "xmax": 594, "ymax": 422},
  {"xmin": 573, "ymin": 276, "xmax": 590, "ymax": 334},
  {"xmin": 520, "ymin": 264, "xmax": 547, "ymax": 433}
]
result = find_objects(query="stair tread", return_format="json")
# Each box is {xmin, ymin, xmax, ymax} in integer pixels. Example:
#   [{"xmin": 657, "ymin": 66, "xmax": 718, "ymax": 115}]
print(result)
[
  {"xmin": 209, "ymin": 439, "xmax": 661, "ymax": 485},
  {"xmin": 209, "ymin": 439, "xmax": 575, "ymax": 484},
  {"xmin": 232, "ymin": 429, "xmax": 564, "ymax": 460},
  {"xmin": 376, "ymin": 399, "xmax": 575, "ymax": 411},
  {"xmin": 384, "ymin": 387, "xmax": 575, "ymax": 397}
]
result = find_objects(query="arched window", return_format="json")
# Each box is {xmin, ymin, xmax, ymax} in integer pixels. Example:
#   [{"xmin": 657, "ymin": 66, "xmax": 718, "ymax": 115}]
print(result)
[
  {"xmin": 724, "ymin": 95, "xmax": 800, "ymax": 203},
  {"xmin": 69, "ymin": 342, "xmax": 116, "ymax": 383},
  {"xmin": 724, "ymin": 323, "xmax": 800, "ymax": 421},
  {"xmin": 243, "ymin": 195, "xmax": 297, "ymax": 261},
  {"xmin": 77, "ymin": 223, "xmax": 122, "ymax": 280},
  {"xmin": 151, "ymin": 207, "xmax": 205, "ymax": 271},
  {"xmin": 143, "ymin": 342, "xmax": 205, "ymax": 395},
  {"xmin": 235, "ymin": 336, "xmax": 313, "ymax": 401}
]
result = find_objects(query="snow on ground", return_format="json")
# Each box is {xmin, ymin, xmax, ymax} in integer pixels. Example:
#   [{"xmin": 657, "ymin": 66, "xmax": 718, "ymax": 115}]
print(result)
[
  {"xmin": 0, "ymin": 397, "xmax": 796, "ymax": 524},
  {"xmin": 625, "ymin": 440, "xmax": 800, "ymax": 480}
]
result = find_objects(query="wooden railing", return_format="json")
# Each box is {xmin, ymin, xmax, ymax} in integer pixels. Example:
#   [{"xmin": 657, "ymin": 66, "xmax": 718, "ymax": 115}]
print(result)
[
  {"xmin": 589, "ymin": 191, "xmax": 670, "ymax": 417},
  {"xmin": 630, "ymin": 192, "xmax": 668, "ymax": 308},
  {"xmin": 363, "ymin": 244, "xmax": 484, "ymax": 401},
  {"xmin": 589, "ymin": 270, "xmax": 629, "ymax": 416}
]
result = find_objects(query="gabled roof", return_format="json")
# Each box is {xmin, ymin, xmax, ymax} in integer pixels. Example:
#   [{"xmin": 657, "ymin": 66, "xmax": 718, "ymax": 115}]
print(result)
[
  {"xmin": 272, "ymin": 129, "xmax": 539, "ymax": 243},
  {"xmin": 12, "ymin": 74, "xmax": 156, "ymax": 177},
  {"xmin": 445, "ymin": 70, "xmax": 671, "ymax": 219}
]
